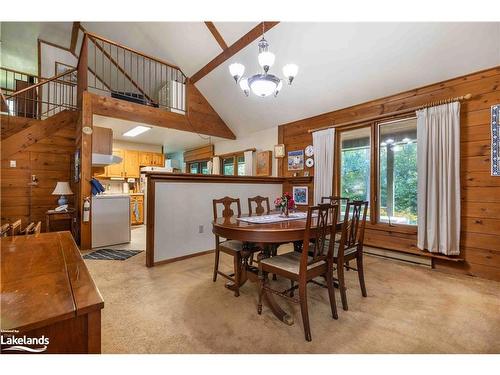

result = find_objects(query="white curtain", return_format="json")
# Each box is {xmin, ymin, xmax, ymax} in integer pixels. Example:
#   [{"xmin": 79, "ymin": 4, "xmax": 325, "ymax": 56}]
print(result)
[
  {"xmin": 244, "ymin": 150, "xmax": 254, "ymax": 176},
  {"xmin": 416, "ymin": 102, "xmax": 461, "ymax": 255},
  {"xmin": 312, "ymin": 128, "xmax": 335, "ymax": 205},
  {"xmin": 212, "ymin": 156, "xmax": 220, "ymax": 175}
]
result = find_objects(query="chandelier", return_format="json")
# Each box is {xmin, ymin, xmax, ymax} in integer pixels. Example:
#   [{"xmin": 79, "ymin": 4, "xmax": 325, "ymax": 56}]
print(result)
[{"xmin": 228, "ymin": 24, "xmax": 298, "ymax": 98}]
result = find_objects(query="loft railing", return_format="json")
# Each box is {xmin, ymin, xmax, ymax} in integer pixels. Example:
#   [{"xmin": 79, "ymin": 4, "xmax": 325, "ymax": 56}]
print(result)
[
  {"xmin": 0, "ymin": 67, "xmax": 41, "ymax": 97},
  {"xmin": 82, "ymin": 32, "xmax": 187, "ymax": 113},
  {"xmin": 2, "ymin": 67, "xmax": 78, "ymax": 119},
  {"xmin": 1, "ymin": 31, "xmax": 188, "ymax": 119}
]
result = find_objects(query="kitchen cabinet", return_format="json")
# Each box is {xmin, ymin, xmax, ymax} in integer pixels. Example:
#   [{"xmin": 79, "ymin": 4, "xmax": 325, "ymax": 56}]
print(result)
[
  {"xmin": 105, "ymin": 149, "xmax": 125, "ymax": 177},
  {"xmin": 139, "ymin": 152, "xmax": 164, "ymax": 167},
  {"xmin": 130, "ymin": 195, "xmax": 144, "ymax": 225},
  {"xmin": 93, "ymin": 149, "xmax": 164, "ymax": 179},
  {"xmin": 151, "ymin": 153, "xmax": 164, "ymax": 166},
  {"xmin": 124, "ymin": 150, "xmax": 140, "ymax": 178}
]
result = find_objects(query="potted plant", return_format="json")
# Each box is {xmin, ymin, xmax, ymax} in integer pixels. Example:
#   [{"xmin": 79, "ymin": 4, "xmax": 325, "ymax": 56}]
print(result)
[{"xmin": 274, "ymin": 192, "xmax": 296, "ymax": 217}]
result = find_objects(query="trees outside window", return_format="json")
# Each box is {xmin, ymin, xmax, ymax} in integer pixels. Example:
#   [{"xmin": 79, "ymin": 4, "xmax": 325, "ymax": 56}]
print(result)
[
  {"xmin": 339, "ymin": 127, "xmax": 371, "ymax": 217},
  {"xmin": 378, "ymin": 118, "xmax": 418, "ymax": 225}
]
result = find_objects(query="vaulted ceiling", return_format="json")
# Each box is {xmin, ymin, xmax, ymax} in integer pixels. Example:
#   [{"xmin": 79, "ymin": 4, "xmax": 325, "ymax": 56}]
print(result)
[{"xmin": 3, "ymin": 22, "xmax": 500, "ymax": 138}]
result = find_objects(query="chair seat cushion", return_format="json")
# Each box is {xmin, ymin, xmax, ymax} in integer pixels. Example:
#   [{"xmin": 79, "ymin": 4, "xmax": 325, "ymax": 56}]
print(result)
[
  {"xmin": 260, "ymin": 251, "xmax": 325, "ymax": 275},
  {"xmin": 331, "ymin": 240, "xmax": 358, "ymax": 259},
  {"xmin": 219, "ymin": 240, "xmax": 244, "ymax": 253},
  {"xmin": 310, "ymin": 239, "xmax": 358, "ymax": 259}
]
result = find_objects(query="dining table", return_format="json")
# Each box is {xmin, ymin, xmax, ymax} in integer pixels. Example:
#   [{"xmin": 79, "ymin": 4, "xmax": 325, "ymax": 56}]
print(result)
[{"xmin": 212, "ymin": 211, "xmax": 341, "ymax": 326}]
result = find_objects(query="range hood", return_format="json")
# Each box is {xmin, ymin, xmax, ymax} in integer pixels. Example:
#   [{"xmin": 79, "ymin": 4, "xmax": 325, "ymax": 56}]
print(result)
[{"xmin": 92, "ymin": 153, "xmax": 123, "ymax": 167}]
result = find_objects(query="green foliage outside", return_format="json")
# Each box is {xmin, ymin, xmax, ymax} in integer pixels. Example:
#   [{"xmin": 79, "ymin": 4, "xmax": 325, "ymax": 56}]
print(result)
[{"xmin": 341, "ymin": 143, "xmax": 417, "ymax": 224}]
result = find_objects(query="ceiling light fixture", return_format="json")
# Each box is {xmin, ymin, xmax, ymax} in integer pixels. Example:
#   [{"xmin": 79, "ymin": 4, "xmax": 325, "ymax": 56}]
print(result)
[
  {"xmin": 123, "ymin": 126, "xmax": 151, "ymax": 137},
  {"xmin": 228, "ymin": 22, "xmax": 298, "ymax": 98}
]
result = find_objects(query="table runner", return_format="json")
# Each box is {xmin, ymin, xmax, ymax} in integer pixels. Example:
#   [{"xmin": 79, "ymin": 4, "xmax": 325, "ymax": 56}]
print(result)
[{"xmin": 236, "ymin": 212, "xmax": 315, "ymax": 224}]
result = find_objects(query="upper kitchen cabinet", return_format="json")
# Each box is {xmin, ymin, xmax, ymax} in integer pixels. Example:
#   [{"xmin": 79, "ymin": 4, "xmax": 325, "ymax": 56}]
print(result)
[
  {"xmin": 92, "ymin": 127, "xmax": 113, "ymax": 155},
  {"xmin": 106, "ymin": 149, "xmax": 126, "ymax": 178},
  {"xmin": 139, "ymin": 152, "xmax": 164, "ymax": 167},
  {"xmin": 124, "ymin": 150, "xmax": 140, "ymax": 178}
]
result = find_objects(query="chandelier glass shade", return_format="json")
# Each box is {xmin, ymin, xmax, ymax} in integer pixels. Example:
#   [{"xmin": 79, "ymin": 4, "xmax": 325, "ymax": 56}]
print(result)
[{"xmin": 229, "ymin": 28, "xmax": 298, "ymax": 98}]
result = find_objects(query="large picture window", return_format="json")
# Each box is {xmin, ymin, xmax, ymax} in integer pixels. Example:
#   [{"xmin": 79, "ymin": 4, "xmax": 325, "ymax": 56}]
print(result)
[
  {"xmin": 339, "ymin": 127, "xmax": 371, "ymax": 216},
  {"xmin": 378, "ymin": 118, "xmax": 418, "ymax": 225}
]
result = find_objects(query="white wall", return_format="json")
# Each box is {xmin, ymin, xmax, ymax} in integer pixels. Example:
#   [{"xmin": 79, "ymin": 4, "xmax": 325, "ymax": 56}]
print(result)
[
  {"xmin": 153, "ymin": 181, "xmax": 282, "ymax": 262},
  {"xmin": 40, "ymin": 42, "xmax": 77, "ymax": 78},
  {"xmin": 213, "ymin": 126, "xmax": 278, "ymax": 176}
]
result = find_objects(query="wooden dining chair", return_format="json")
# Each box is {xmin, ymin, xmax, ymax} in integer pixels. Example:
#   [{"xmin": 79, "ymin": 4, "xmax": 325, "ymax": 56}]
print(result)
[
  {"xmin": 9, "ymin": 219, "xmax": 22, "ymax": 236},
  {"xmin": 248, "ymin": 196, "xmax": 271, "ymax": 216},
  {"xmin": 1, "ymin": 223, "xmax": 11, "ymax": 237},
  {"xmin": 333, "ymin": 200, "xmax": 368, "ymax": 311},
  {"xmin": 258, "ymin": 203, "xmax": 340, "ymax": 342},
  {"xmin": 212, "ymin": 196, "xmax": 254, "ymax": 297}
]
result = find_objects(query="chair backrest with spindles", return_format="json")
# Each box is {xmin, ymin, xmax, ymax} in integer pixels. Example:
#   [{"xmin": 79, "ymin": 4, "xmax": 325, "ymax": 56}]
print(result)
[
  {"xmin": 337, "ymin": 200, "xmax": 368, "ymax": 261},
  {"xmin": 300, "ymin": 203, "xmax": 339, "ymax": 273},
  {"xmin": 212, "ymin": 196, "xmax": 242, "ymax": 220},
  {"xmin": 248, "ymin": 196, "xmax": 270, "ymax": 216}
]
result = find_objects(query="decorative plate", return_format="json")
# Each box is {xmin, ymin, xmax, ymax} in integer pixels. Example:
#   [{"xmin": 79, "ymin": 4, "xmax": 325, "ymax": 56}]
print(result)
[
  {"xmin": 305, "ymin": 157, "xmax": 314, "ymax": 168},
  {"xmin": 305, "ymin": 145, "xmax": 314, "ymax": 157}
]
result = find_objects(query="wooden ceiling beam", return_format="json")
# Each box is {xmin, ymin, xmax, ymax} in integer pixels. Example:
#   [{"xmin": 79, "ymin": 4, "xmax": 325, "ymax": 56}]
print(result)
[
  {"xmin": 70, "ymin": 22, "xmax": 81, "ymax": 54},
  {"xmin": 204, "ymin": 22, "xmax": 228, "ymax": 50},
  {"xmin": 190, "ymin": 21, "xmax": 279, "ymax": 84}
]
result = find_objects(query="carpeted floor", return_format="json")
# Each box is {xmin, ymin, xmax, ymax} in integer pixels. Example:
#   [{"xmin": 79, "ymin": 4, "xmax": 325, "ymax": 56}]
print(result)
[{"xmin": 84, "ymin": 246, "xmax": 500, "ymax": 354}]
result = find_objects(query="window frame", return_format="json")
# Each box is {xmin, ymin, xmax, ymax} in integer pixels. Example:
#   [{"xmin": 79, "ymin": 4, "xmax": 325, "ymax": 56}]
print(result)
[
  {"xmin": 333, "ymin": 114, "xmax": 418, "ymax": 230},
  {"xmin": 220, "ymin": 152, "xmax": 245, "ymax": 176},
  {"xmin": 187, "ymin": 159, "xmax": 210, "ymax": 175}
]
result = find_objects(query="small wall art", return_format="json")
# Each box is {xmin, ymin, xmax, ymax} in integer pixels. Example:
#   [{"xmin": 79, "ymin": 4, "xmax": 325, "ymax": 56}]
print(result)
[{"xmin": 287, "ymin": 150, "xmax": 304, "ymax": 171}]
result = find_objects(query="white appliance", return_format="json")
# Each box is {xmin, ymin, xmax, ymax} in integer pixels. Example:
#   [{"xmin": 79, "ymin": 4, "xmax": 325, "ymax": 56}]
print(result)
[
  {"xmin": 92, "ymin": 194, "xmax": 131, "ymax": 248},
  {"xmin": 140, "ymin": 166, "xmax": 173, "ymax": 173}
]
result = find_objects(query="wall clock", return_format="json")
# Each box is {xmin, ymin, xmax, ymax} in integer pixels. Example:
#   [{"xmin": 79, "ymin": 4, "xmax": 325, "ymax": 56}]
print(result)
[
  {"xmin": 305, "ymin": 145, "xmax": 314, "ymax": 157},
  {"xmin": 305, "ymin": 158, "xmax": 314, "ymax": 168}
]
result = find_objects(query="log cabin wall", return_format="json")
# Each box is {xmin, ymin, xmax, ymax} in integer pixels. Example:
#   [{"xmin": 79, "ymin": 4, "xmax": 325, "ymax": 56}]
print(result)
[
  {"xmin": 277, "ymin": 66, "xmax": 500, "ymax": 281},
  {"xmin": 1, "ymin": 122, "xmax": 76, "ymax": 232}
]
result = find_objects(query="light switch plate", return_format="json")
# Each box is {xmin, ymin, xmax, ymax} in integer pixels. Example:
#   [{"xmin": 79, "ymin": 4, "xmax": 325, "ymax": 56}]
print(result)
[{"xmin": 9, "ymin": 160, "xmax": 16, "ymax": 168}]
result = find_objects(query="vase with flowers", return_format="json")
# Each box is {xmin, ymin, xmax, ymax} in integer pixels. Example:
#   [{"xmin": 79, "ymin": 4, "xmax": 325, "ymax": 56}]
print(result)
[{"xmin": 274, "ymin": 192, "xmax": 296, "ymax": 217}]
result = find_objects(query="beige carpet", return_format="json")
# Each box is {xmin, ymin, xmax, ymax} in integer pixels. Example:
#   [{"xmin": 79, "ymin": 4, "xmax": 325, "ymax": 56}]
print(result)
[{"xmin": 84, "ymin": 246, "xmax": 500, "ymax": 354}]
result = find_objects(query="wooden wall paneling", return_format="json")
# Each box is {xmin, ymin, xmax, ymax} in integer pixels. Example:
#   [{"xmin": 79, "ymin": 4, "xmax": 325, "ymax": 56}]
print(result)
[{"xmin": 277, "ymin": 65, "xmax": 500, "ymax": 281}]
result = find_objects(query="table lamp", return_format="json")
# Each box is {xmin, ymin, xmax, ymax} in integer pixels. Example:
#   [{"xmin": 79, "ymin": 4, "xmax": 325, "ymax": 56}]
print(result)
[{"xmin": 52, "ymin": 182, "xmax": 73, "ymax": 206}]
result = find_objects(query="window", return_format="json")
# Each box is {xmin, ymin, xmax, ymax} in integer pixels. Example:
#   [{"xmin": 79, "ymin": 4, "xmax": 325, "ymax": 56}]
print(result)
[
  {"xmin": 339, "ymin": 127, "xmax": 371, "ymax": 216},
  {"xmin": 221, "ymin": 153, "xmax": 246, "ymax": 176},
  {"xmin": 237, "ymin": 156, "xmax": 245, "ymax": 176},
  {"xmin": 200, "ymin": 161, "xmax": 209, "ymax": 174},
  {"xmin": 378, "ymin": 118, "xmax": 417, "ymax": 225},
  {"xmin": 188, "ymin": 161, "xmax": 209, "ymax": 174},
  {"xmin": 189, "ymin": 163, "xmax": 199, "ymax": 174},
  {"xmin": 223, "ymin": 157, "xmax": 234, "ymax": 175}
]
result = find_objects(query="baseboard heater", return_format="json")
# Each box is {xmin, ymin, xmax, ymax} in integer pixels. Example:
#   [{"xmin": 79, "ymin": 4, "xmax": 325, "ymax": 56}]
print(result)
[{"xmin": 363, "ymin": 246, "xmax": 432, "ymax": 267}]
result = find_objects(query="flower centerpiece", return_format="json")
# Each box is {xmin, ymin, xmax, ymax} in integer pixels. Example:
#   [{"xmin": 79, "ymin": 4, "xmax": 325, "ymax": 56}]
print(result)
[{"xmin": 274, "ymin": 192, "xmax": 296, "ymax": 217}]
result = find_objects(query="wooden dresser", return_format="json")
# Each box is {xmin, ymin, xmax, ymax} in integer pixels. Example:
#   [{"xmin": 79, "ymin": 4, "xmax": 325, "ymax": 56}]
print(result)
[{"xmin": 0, "ymin": 232, "xmax": 104, "ymax": 354}]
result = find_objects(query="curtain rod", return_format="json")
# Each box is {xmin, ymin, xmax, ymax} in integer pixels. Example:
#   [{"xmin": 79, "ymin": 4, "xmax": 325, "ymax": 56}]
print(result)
[{"xmin": 308, "ymin": 93, "xmax": 472, "ymax": 134}]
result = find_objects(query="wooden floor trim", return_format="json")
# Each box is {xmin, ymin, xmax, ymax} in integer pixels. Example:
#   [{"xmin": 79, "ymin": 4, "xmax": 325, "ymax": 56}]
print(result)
[{"xmin": 153, "ymin": 249, "xmax": 214, "ymax": 266}]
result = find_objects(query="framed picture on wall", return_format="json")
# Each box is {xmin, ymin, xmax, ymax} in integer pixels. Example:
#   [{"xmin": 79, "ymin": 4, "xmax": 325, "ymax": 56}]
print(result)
[
  {"xmin": 287, "ymin": 150, "xmax": 304, "ymax": 170},
  {"xmin": 492, "ymin": 104, "xmax": 499, "ymax": 176},
  {"xmin": 293, "ymin": 186, "xmax": 308, "ymax": 205},
  {"xmin": 256, "ymin": 150, "xmax": 272, "ymax": 176}
]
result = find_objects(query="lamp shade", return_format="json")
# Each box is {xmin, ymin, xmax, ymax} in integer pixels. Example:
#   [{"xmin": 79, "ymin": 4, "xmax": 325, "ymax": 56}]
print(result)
[{"xmin": 52, "ymin": 182, "xmax": 73, "ymax": 195}]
